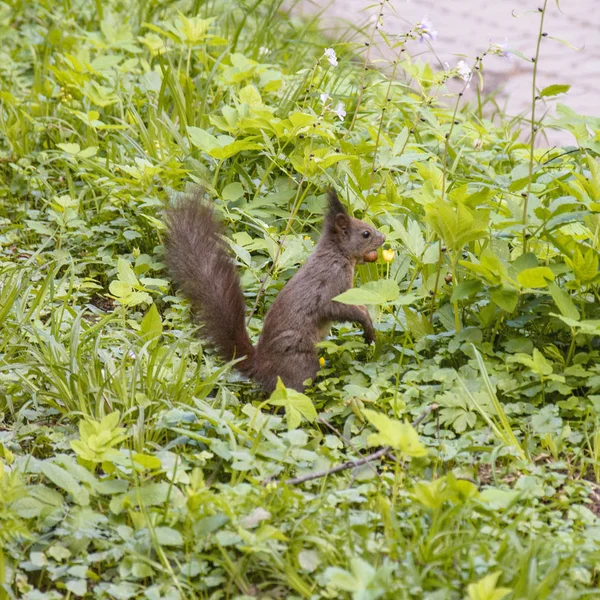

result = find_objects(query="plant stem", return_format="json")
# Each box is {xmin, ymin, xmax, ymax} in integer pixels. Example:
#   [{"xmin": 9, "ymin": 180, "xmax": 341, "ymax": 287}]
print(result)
[
  {"xmin": 346, "ymin": 0, "xmax": 388, "ymax": 135},
  {"xmin": 523, "ymin": 1, "xmax": 548, "ymax": 254}
]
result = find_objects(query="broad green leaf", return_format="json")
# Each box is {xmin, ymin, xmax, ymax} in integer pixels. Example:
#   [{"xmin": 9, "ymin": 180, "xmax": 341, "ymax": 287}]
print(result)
[
  {"xmin": 392, "ymin": 127, "xmax": 409, "ymax": 156},
  {"xmin": 539, "ymin": 84, "xmax": 570, "ymax": 98},
  {"xmin": 239, "ymin": 84, "xmax": 262, "ymax": 107},
  {"xmin": 403, "ymin": 307, "xmax": 434, "ymax": 339},
  {"xmin": 479, "ymin": 488, "xmax": 520, "ymax": 509},
  {"xmin": 467, "ymin": 571, "xmax": 511, "ymax": 600},
  {"xmin": 552, "ymin": 315, "xmax": 600, "ymax": 334},
  {"xmin": 451, "ymin": 279, "xmax": 483, "ymax": 302},
  {"xmin": 79, "ymin": 146, "xmax": 98, "ymax": 158},
  {"xmin": 57, "ymin": 143, "xmax": 81, "ymax": 154},
  {"xmin": 267, "ymin": 378, "xmax": 317, "ymax": 430},
  {"xmin": 209, "ymin": 139, "xmax": 262, "ymax": 160},
  {"xmin": 221, "ymin": 182, "xmax": 245, "ymax": 201},
  {"xmin": 548, "ymin": 281, "xmax": 580, "ymax": 321},
  {"xmin": 334, "ymin": 280, "xmax": 399, "ymax": 306},
  {"xmin": 117, "ymin": 258, "xmax": 138, "ymax": 285},
  {"xmin": 108, "ymin": 280, "xmax": 131, "ymax": 297},
  {"xmin": 508, "ymin": 349, "xmax": 553, "ymax": 376},
  {"xmin": 66, "ymin": 580, "xmax": 87, "ymax": 596},
  {"xmin": 40, "ymin": 462, "xmax": 89, "ymax": 506},
  {"xmin": 288, "ymin": 112, "xmax": 317, "ymax": 129},
  {"xmin": 132, "ymin": 453, "xmax": 161, "ymax": 470},
  {"xmin": 187, "ymin": 127, "xmax": 219, "ymax": 152},
  {"xmin": 489, "ymin": 286, "xmax": 518, "ymax": 312},
  {"xmin": 412, "ymin": 478, "xmax": 446, "ymax": 510},
  {"xmin": 567, "ymin": 246, "xmax": 598, "ymax": 283},
  {"xmin": 362, "ymin": 409, "xmax": 427, "ymax": 457},
  {"xmin": 154, "ymin": 526, "xmax": 183, "ymax": 546},
  {"xmin": 177, "ymin": 14, "xmax": 214, "ymax": 44},
  {"xmin": 517, "ymin": 267, "xmax": 554, "ymax": 288},
  {"xmin": 140, "ymin": 304, "xmax": 163, "ymax": 343}
]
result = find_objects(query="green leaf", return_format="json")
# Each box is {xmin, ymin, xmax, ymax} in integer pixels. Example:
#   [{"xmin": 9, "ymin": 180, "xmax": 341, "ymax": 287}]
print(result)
[
  {"xmin": 154, "ymin": 526, "xmax": 183, "ymax": 546},
  {"xmin": 177, "ymin": 14, "xmax": 214, "ymax": 43},
  {"xmin": 140, "ymin": 304, "xmax": 163, "ymax": 344},
  {"xmin": 479, "ymin": 488, "xmax": 520, "ymax": 510},
  {"xmin": 334, "ymin": 280, "xmax": 399, "ymax": 306},
  {"xmin": 288, "ymin": 112, "xmax": 317, "ymax": 128},
  {"xmin": 362, "ymin": 409, "xmax": 427, "ymax": 457},
  {"xmin": 57, "ymin": 142, "xmax": 81, "ymax": 154},
  {"xmin": 467, "ymin": 571, "xmax": 512, "ymax": 600},
  {"xmin": 403, "ymin": 307, "xmax": 434, "ymax": 339},
  {"xmin": 539, "ymin": 84, "xmax": 570, "ymax": 98},
  {"xmin": 548, "ymin": 281, "xmax": 580, "ymax": 321},
  {"xmin": 187, "ymin": 126, "xmax": 219, "ymax": 152},
  {"xmin": 239, "ymin": 84, "xmax": 262, "ymax": 106},
  {"xmin": 568, "ymin": 246, "xmax": 598, "ymax": 283},
  {"xmin": 221, "ymin": 182, "xmax": 244, "ymax": 201},
  {"xmin": 517, "ymin": 267, "xmax": 554, "ymax": 288},
  {"xmin": 40, "ymin": 462, "xmax": 89, "ymax": 506},
  {"xmin": 412, "ymin": 478, "xmax": 446, "ymax": 510},
  {"xmin": 508, "ymin": 349, "xmax": 553, "ymax": 376},
  {"xmin": 267, "ymin": 378, "xmax": 317, "ymax": 430},
  {"xmin": 209, "ymin": 139, "xmax": 262, "ymax": 160},
  {"xmin": 66, "ymin": 579, "xmax": 87, "ymax": 596},
  {"xmin": 132, "ymin": 453, "xmax": 162, "ymax": 470},
  {"xmin": 451, "ymin": 279, "xmax": 483, "ymax": 302},
  {"xmin": 489, "ymin": 286, "xmax": 518, "ymax": 312},
  {"xmin": 117, "ymin": 258, "xmax": 138, "ymax": 285},
  {"xmin": 108, "ymin": 280, "xmax": 131, "ymax": 297}
]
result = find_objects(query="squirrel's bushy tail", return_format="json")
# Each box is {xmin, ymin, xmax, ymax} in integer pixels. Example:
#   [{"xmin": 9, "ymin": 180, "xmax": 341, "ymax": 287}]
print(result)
[{"xmin": 164, "ymin": 195, "xmax": 255, "ymax": 376}]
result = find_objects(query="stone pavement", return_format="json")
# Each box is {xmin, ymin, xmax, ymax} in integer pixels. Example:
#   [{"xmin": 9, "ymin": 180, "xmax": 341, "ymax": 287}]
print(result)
[{"xmin": 294, "ymin": 0, "xmax": 600, "ymax": 146}]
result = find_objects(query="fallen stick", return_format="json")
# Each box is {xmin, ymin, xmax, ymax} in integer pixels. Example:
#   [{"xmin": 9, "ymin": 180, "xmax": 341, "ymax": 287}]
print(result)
[{"xmin": 264, "ymin": 403, "xmax": 438, "ymax": 486}]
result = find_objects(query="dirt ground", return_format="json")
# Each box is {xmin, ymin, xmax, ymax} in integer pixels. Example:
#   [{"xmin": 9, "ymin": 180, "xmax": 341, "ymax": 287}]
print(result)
[{"xmin": 293, "ymin": 0, "xmax": 600, "ymax": 146}]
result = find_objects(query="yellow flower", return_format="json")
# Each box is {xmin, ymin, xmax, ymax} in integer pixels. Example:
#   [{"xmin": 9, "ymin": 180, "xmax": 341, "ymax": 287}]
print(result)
[
  {"xmin": 382, "ymin": 248, "xmax": 394, "ymax": 263},
  {"xmin": 319, "ymin": 357, "xmax": 325, "ymax": 367},
  {"xmin": 304, "ymin": 235, "xmax": 311, "ymax": 240}
]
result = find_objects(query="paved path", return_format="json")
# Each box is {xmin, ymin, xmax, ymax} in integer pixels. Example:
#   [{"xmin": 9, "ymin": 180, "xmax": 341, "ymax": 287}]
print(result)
[{"xmin": 294, "ymin": 0, "xmax": 600, "ymax": 145}]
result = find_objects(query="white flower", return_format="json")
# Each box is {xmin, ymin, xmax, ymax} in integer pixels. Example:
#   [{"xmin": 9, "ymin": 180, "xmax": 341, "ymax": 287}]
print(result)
[
  {"xmin": 258, "ymin": 46, "xmax": 270, "ymax": 57},
  {"xmin": 323, "ymin": 47, "xmax": 338, "ymax": 67},
  {"xmin": 490, "ymin": 40, "xmax": 511, "ymax": 59},
  {"xmin": 333, "ymin": 102, "xmax": 346, "ymax": 121},
  {"xmin": 456, "ymin": 60, "xmax": 472, "ymax": 86},
  {"xmin": 320, "ymin": 92, "xmax": 330, "ymax": 105},
  {"xmin": 416, "ymin": 17, "xmax": 437, "ymax": 42}
]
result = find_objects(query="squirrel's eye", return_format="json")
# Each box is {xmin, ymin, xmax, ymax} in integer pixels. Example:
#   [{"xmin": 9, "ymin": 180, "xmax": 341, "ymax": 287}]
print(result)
[{"xmin": 362, "ymin": 231, "xmax": 371, "ymax": 239}]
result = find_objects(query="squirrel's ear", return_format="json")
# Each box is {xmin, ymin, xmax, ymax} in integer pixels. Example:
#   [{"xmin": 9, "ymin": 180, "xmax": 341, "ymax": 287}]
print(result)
[
  {"xmin": 327, "ymin": 188, "xmax": 347, "ymax": 217},
  {"xmin": 325, "ymin": 188, "xmax": 350, "ymax": 234},
  {"xmin": 334, "ymin": 211, "xmax": 350, "ymax": 232}
]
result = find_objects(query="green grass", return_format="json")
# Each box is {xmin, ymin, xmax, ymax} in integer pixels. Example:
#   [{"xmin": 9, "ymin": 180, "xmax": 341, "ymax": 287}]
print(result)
[{"xmin": 1, "ymin": 0, "xmax": 600, "ymax": 597}]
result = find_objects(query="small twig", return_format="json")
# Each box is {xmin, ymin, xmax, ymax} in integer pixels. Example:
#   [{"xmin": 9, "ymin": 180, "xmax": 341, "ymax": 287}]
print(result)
[
  {"xmin": 264, "ymin": 403, "xmax": 438, "ymax": 486},
  {"xmin": 318, "ymin": 416, "xmax": 382, "ymax": 481}
]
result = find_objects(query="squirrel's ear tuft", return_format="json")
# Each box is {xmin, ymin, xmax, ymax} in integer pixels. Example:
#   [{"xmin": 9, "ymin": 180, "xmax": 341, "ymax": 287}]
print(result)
[
  {"xmin": 326, "ymin": 188, "xmax": 347, "ymax": 218},
  {"xmin": 324, "ymin": 189, "xmax": 350, "ymax": 236}
]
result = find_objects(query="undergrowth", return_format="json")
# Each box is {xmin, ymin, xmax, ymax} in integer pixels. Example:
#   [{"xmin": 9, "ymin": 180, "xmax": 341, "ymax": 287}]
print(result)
[{"xmin": 1, "ymin": 0, "xmax": 600, "ymax": 598}]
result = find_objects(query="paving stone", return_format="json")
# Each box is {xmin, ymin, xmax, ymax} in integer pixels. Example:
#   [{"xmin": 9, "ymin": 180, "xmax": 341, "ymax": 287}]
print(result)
[{"xmin": 294, "ymin": 0, "xmax": 600, "ymax": 145}]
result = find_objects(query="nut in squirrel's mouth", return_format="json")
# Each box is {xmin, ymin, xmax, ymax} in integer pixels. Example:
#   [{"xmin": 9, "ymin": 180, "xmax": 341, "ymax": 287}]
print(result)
[{"xmin": 362, "ymin": 250, "xmax": 379, "ymax": 263}]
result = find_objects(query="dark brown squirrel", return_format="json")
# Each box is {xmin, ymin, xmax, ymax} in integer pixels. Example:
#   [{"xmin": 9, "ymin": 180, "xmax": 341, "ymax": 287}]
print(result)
[{"xmin": 164, "ymin": 189, "xmax": 385, "ymax": 393}]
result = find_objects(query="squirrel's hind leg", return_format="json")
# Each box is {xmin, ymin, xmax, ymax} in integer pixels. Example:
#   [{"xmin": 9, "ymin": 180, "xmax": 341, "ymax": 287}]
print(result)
[{"xmin": 256, "ymin": 351, "xmax": 319, "ymax": 394}]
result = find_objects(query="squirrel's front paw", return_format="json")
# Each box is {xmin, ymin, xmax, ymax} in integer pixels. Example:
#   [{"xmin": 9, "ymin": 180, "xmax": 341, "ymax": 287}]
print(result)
[{"xmin": 364, "ymin": 329, "xmax": 376, "ymax": 344}]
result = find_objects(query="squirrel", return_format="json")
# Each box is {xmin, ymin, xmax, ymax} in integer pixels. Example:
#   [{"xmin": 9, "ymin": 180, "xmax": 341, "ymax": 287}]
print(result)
[{"xmin": 164, "ymin": 189, "xmax": 385, "ymax": 393}]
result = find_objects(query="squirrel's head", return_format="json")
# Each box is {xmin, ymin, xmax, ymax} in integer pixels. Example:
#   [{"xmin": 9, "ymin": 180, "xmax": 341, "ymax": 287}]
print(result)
[{"xmin": 324, "ymin": 189, "xmax": 385, "ymax": 262}]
